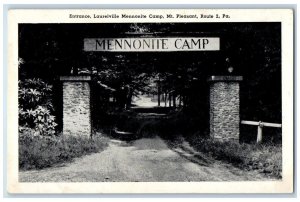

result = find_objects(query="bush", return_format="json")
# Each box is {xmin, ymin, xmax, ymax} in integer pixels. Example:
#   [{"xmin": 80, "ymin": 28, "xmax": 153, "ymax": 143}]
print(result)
[
  {"xmin": 19, "ymin": 78, "xmax": 57, "ymax": 136},
  {"xmin": 19, "ymin": 106, "xmax": 58, "ymax": 136},
  {"xmin": 186, "ymin": 135, "xmax": 282, "ymax": 179},
  {"xmin": 19, "ymin": 130, "xmax": 108, "ymax": 170},
  {"xmin": 18, "ymin": 78, "xmax": 53, "ymax": 111}
]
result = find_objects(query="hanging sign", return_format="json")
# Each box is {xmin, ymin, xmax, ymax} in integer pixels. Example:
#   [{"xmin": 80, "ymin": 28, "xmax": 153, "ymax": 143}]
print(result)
[{"xmin": 84, "ymin": 37, "xmax": 220, "ymax": 52}]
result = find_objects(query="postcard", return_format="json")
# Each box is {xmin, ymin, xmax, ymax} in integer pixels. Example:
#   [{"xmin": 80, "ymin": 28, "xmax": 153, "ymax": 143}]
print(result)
[{"xmin": 7, "ymin": 8, "xmax": 294, "ymax": 193}]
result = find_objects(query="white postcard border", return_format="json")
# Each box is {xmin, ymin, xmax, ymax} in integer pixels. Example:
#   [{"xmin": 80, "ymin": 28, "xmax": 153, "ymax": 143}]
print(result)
[{"xmin": 7, "ymin": 9, "xmax": 294, "ymax": 194}]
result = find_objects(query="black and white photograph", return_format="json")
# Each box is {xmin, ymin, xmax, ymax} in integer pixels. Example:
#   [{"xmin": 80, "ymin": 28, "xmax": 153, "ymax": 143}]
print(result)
[{"xmin": 7, "ymin": 9, "xmax": 294, "ymax": 193}]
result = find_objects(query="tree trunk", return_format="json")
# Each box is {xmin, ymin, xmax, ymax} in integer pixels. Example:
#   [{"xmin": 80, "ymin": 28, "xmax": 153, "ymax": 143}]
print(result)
[
  {"xmin": 173, "ymin": 93, "xmax": 176, "ymax": 108},
  {"xmin": 182, "ymin": 95, "xmax": 186, "ymax": 107},
  {"xmin": 126, "ymin": 90, "xmax": 132, "ymax": 110},
  {"xmin": 169, "ymin": 93, "xmax": 172, "ymax": 107},
  {"xmin": 164, "ymin": 93, "xmax": 167, "ymax": 107},
  {"xmin": 179, "ymin": 95, "xmax": 182, "ymax": 107},
  {"xmin": 157, "ymin": 81, "xmax": 161, "ymax": 107}
]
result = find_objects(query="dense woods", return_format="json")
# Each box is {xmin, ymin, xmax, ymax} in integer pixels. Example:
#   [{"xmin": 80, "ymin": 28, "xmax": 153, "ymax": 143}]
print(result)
[{"xmin": 19, "ymin": 23, "xmax": 282, "ymax": 142}]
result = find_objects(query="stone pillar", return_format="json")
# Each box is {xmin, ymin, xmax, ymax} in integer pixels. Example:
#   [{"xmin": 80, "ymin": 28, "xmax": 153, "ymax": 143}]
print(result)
[
  {"xmin": 208, "ymin": 76, "xmax": 243, "ymax": 141},
  {"xmin": 60, "ymin": 76, "xmax": 91, "ymax": 137}
]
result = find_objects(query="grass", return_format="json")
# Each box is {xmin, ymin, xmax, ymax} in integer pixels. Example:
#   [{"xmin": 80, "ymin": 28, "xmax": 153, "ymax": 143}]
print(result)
[
  {"xmin": 19, "ymin": 130, "xmax": 108, "ymax": 170},
  {"xmin": 185, "ymin": 135, "xmax": 282, "ymax": 179}
]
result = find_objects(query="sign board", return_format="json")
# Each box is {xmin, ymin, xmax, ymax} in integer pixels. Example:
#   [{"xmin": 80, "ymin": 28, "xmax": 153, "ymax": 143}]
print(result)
[{"xmin": 84, "ymin": 37, "xmax": 220, "ymax": 52}]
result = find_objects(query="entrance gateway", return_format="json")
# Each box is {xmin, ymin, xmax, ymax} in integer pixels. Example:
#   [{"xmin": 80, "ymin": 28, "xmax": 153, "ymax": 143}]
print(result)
[{"xmin": 60, "ymin": 37, "xmax": 242, "ymax": 141}]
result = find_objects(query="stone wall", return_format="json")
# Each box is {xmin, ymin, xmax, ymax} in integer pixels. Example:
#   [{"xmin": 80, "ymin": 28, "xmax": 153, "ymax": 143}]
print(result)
[
  {"xmin": 61, "ymin": 76, "xmax": 91, "ymax": 137},
  {"xmin": 209, "ymin": 76, "xmax": 242, "ymax": 141}
]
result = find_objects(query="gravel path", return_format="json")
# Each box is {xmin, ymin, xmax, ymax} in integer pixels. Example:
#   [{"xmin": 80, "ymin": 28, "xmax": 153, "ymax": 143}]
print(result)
[{"xmin": 19, "ymin": 136, "xmax": 269, "ymax": 182}]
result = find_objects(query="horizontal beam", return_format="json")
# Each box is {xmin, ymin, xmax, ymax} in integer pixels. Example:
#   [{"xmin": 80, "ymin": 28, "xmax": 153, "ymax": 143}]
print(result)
[
  {"xmin": 241, "ymin": 120, "xmax": 282, "ymax": 128},
  {"xmin": 60, "ymin": 76, "xmax": 91, "ymax": 81},
  {"xmin": 208, "ymin": 76, "xmax": 243, "ymax": 82},
  {"xmin": 114, "ymin": 128, "xmax": 134, "ymax": 135}
]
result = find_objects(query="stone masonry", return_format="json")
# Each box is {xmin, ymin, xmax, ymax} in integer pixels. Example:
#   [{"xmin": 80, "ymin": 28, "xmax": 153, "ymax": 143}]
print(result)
[
  {"xmin": 208, "ymin": 76, "xmax": 243, "ymax": 141},
  {"xmin": 60, "ymin": 76, "xmax": 91, "ymax": 137}
]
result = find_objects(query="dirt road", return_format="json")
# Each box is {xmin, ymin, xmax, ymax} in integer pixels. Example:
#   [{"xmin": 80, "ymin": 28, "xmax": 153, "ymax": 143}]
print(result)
[{"xmin": 19, "ymin": 136, "xmax": 269, "ymax": 182}]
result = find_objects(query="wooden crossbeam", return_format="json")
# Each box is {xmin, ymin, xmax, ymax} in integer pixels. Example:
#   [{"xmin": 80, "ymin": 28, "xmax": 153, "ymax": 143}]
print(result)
[
  {"xmin": 241, "ymin": 120, "xmax": 282, "ymax": 128},
  {"xmin": 241, "ymin": 120, "xmax": 282, "ymax": 143}
]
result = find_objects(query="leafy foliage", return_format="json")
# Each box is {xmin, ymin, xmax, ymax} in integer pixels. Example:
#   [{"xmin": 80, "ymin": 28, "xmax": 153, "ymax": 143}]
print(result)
[
  {"xmin": 18, "ymin": 78, "xmax": 53, "ymax": 110},
  {"xmin": 19, "ymin": 77, "xmax": 57, "ymax": 136}
]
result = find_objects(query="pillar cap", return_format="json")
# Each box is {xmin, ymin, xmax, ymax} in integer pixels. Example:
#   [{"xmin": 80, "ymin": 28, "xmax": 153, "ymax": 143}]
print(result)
[
  {"xmin": 208, "ymin": 76, "xmax": 243, "ymax": 82},
  {"xmin": 60, "ymin": 75, "xmax": 91, "ymax": 81}
]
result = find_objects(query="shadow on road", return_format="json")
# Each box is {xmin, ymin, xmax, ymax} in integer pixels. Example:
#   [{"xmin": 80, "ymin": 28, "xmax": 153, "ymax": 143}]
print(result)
[
  {"xmin": 163, "ymin": 137, "xmax": 213, "ymax": 167},
  {"xmin": 107, "ymin": 129, "xmax": 214, "ymax": 168}
]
